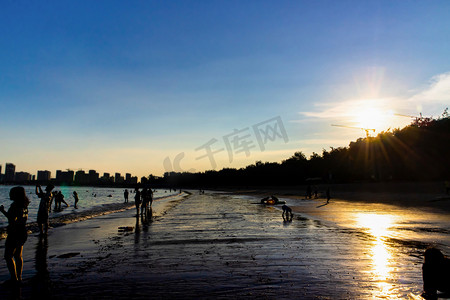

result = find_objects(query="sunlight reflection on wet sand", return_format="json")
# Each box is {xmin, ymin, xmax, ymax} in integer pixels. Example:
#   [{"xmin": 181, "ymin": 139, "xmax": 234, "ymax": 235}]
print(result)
[
  {"xmin": 356, "ymin": 213, "xmax": 397, "ymax": 298},
  {"xmin": 268, "ymin": 195, "xmax": 449, "ymax": 297}
]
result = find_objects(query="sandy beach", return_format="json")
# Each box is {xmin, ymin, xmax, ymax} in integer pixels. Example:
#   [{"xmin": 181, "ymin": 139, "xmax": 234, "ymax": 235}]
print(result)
[{"xmin": 0, "ymin": 184, "xmax": 449, "ymax": 299}]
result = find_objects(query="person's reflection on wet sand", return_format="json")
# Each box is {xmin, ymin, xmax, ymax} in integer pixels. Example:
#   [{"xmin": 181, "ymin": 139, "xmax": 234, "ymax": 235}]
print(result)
[
  {"xmin": 31, "ymin": 235, "xmax": 51, "ymax": 298},
  {"xmin": 134, "ymin": 214, "xmax": 140, "ymax": 245},
  {"xmin": 141, "ymin": 207, "xmax": 152, "ymax": 230}
]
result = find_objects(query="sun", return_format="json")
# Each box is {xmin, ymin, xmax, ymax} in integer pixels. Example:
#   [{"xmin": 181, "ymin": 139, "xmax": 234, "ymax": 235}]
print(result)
[{"xmin": 350, "ymin": 100, "xmax": 393, "ymax": 132}]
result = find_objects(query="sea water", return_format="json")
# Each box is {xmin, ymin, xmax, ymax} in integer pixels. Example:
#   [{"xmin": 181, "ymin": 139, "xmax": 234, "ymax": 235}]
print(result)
[{"xmin": 0, "ymin": 185, "xmax": 178, "ymax": 228}]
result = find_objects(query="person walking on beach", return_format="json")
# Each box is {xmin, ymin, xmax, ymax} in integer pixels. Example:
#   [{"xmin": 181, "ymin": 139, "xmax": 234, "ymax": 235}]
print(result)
[
  {"xmin": 124, "ymin": 189, "xmax": 129, "ymax": 203},
  {"xmin": 0, "ymin": 186, "xmax": 30, "ymax": 285},
  {"xmin": 73, "ymin": 191, "xmax": 79, "ymax": 209},
  {"xmin": 134, "ymin": 188, "xmax": 141, "ymax": 216},
  {"xmin": 326, "ymin": 187, "xmax": 331, "ymax": 204},
  {"xmin": 36, "ymin": 184, "xmax": 54, "ymax": 236},
  {"xmin": 141, "ymin": 188, "xmax": 149, "ymax": 216}
]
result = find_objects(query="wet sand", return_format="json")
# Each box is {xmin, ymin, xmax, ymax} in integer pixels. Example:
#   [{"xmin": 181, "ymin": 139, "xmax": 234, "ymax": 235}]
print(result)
[{"xmin": 0, "ymin": 189, "xmax": 449, "ymax": 299}]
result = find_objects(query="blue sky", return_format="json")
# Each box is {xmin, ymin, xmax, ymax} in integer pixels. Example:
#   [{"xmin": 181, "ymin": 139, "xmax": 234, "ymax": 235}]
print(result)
[{"xmin": 1, "ymin": 1, "xmax": 449, "ymax": 177}]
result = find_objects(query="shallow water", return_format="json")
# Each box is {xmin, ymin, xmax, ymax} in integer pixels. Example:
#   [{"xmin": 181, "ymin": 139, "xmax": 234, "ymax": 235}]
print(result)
[{"xmin": 0, "ymin": 185, "xmax": 178, "ymax": 228}]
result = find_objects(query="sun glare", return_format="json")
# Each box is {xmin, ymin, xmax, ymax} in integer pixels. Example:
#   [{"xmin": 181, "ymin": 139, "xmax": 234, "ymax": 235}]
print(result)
[{"xmin": 348, "ymin": 99, "xmax": 394, "ymax": 133}]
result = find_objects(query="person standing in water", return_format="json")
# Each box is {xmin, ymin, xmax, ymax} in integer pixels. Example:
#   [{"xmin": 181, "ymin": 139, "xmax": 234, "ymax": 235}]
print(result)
[
  {"xmin": 55, "ymin": 191, "xmax": 69, "ymax": 210},
  {"xmin": 0, "ymin": 186, "xmax": 30, "ymax": 285},
  {"xmin": 124, "ymin": 189, "xmax": 129, "ymax": 203},
  {"xmin": 73, "ymin": 191, "xmax": 79, "ymax": 209},
  {"xmin": 36, "ymin": 184, "xmax": 54, "ymax": 236}
]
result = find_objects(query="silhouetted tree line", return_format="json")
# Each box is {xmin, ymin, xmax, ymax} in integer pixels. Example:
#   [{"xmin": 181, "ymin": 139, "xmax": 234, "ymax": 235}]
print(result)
[{"xmin": 150, "ymin": 113, "xmax": 450, "ymax": 188}]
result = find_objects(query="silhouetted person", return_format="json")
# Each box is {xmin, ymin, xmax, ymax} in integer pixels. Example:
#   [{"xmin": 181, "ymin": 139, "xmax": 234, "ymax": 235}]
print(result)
[
  {"xmin": 54, "ymin": 191, "xmax": 60, "ymax": 211},
  {"xmin": 313, "ymin": 186, "xmax": 318, "ymax": 199},
  {"xmin": 282, "ymin": 204, "xmax": 293, "ymax": 221},
  {"xmin": 55, "ymin": 191, "xmax": 69, "ymax": 210},
  {"xmin": 141, "ymin": 188, "xmax": 149, "ymax": 215},
  {"xmin": 124, "ymin": 189, "xmax": 129, "ymax": 203},
  {"xmin": 422, "ymin": 248, "xmax": 450, "ymax": 297},
  {"xmin": 73, "ymin": 191, "xmax": 79, "ymax": 209},
  {"xmin": 134, "ymin": 188, "xmax": 141, "ymax": 216},
  {"xmin": 326, "ymin": 187, "xmax": 331, "ymax": 204},
  {"xmin": 49, "ymin": 191, "xmax": 57, "ymax": 212},
  {"xmin": 149, "ymin": 188, "xmax": 153, "ymax": 207},
  {"xmin": 0, "ymin": 186, "xmax": 30, "ymax": 286},
  {"xmin": 36, "ymin": 184, "xmax": 54, "ymax": 236}
]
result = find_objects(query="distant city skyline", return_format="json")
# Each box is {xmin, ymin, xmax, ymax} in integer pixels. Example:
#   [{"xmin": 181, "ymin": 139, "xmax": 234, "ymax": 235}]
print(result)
[
  {"xmin": 0, "ymin": 162, "xmax": 140, "ymax": 185},
  {"xmin": 1, "ymin": 1, "xmax": 449, "ymax": 177}
]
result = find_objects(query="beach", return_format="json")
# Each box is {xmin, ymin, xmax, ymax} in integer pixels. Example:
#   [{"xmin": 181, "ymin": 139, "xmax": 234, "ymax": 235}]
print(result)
[{"xmin": 0, "ymin": 184, "xmax": 449, "ymax": 299}]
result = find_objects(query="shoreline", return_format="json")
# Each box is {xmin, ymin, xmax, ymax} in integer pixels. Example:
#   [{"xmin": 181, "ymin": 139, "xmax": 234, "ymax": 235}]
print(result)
[{"xmin": 0, "ymin": 192, "xmax": 185, "ymax": 240}]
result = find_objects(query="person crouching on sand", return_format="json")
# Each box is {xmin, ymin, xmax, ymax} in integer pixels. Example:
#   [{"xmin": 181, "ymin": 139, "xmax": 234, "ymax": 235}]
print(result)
[
  {"xmin": 422, "ymin": 247, "xmax": 450, "ymax": 297},
  {"xmin": 0, "ymin": 186, "xmax": 30, "ymax": 286}
]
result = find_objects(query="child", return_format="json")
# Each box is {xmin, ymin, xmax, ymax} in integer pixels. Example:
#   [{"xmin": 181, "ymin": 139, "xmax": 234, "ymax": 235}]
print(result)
[
  {"xmin": 36, "ymin": 184, "xmax": 54, "ymax": 235},
  {"xmin": 0, "ymin": 186, "xmax": 30, "ymax": 285}
]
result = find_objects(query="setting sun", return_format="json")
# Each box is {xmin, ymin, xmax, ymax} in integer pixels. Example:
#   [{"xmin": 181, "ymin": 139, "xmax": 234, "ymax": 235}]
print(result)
[
  {"xmin": 350, "ymin": 100, "xmax": 393, "ymax": 132},
  {"xmin": 354, "ymin": 107, "xmax": 390, "ymax": 131}
]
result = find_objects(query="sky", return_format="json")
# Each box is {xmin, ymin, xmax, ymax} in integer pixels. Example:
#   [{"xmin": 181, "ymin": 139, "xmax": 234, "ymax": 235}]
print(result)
[{"xmin": 1, "ymin": 0, "xmax": 449, "ymax": 178}]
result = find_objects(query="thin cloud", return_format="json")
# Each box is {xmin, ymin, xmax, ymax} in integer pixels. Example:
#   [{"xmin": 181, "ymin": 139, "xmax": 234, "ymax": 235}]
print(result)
[{"xmin": 407, "ymin": 72, "xmax": 450, "ymax": 115}]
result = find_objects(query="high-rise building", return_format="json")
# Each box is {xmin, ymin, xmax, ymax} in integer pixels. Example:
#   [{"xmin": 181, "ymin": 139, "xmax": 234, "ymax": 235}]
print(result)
[
  {"xmin": 126, "ymin": 173, "xmax": 131, "ymax": 183},
  {"xmin": 14, "ymin": 172, "xmax": 31, "ymax": 182},
  {"xmin": 88, "ymin": 170, "xmax": 99, "ymax": 184},
  {"xmin": 56, "ymin": 170, "xmax": 74, "ymax": 184},
  {"xmin": 100, "ymin": 172, "xmax": 113, "ymax": 184},
  {"xmin": 5, "ymin": 163, "xmax": 16, "ymax": 182},
  {"xmin": 114, "ymin": 173, "xmax": 125, "ymax": 184},
  {"xmin": 75, "ymin": 170, "xmax": 89, "ymax": 185},
  {"xmin": 37, "ymin": 170, "xmax": 51, "ymax": 182}
]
